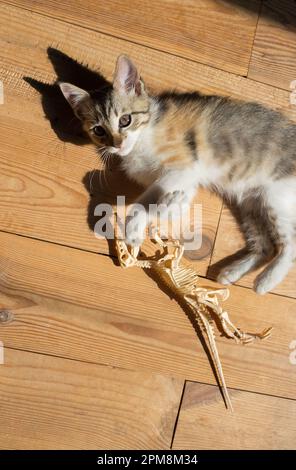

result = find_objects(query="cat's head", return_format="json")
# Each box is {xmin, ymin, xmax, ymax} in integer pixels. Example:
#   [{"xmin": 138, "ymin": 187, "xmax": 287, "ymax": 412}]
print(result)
[{"xmin": 59, "ymin": 55, "xmax": 150, "ymax": 156}]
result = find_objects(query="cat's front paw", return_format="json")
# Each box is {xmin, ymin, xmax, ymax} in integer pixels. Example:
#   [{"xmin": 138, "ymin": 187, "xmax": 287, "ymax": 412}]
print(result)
[
  {"xmin": 158, "ymin": 190, "xmax": 189, "ymax": 216},
  {"xmin": 125, "ymin": 210, "xmax": 147, "ymax": 247}
]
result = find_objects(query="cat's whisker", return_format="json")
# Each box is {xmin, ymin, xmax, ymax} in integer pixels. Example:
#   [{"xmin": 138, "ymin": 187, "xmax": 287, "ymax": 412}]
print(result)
[
  {"xmin": 103, "ymin": 153, "xmax": 112, "ymax": 190},
  {"xmin": 98, "ymin": 149, "xmax": 108, "ymax": 192},
  {"xmin": 99, "ymin": 149, "xmax": 112, "ymax": 191},
  {"xmin": 89, "ymin": 168, "xmax": 97, "ymax": 195}
]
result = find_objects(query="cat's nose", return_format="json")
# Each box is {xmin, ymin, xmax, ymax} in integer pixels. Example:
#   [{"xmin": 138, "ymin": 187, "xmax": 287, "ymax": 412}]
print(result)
[{"xmin": 113, "ymin": 135, "xmax": 123, "ymax": 148}]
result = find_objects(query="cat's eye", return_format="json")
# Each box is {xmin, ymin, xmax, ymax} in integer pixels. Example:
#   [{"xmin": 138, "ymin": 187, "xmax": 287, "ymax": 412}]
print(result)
[
  {"xmin": 93, "ymin": 125, "xmax": 106, "ymax": 137},
  {"xmin": 119, "ymin": 114, "xmax": 131, "ymax": 128}
]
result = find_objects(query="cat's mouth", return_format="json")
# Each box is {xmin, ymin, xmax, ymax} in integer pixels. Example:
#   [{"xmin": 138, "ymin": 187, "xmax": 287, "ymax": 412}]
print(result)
[
  {"xmin": 107, "ymin": 144, "xmax": 133, "ymax": 157},
  {"xmin": 107, "ymin": 146, "xmax": 121, "ymax": 155},
  {"xmin": 107, "ymin": 146, "xmax": 125, "ymax": 157}
]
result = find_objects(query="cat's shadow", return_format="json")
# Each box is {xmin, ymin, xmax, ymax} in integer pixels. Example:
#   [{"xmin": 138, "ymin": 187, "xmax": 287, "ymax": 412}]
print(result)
[{"xmin": 24, "ymin": 46, "xmax": 145, "ymax": 264}]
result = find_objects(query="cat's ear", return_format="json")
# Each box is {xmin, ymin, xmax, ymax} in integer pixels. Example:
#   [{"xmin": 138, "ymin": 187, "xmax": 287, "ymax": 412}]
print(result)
[
  {"xmin": 113, "ymin": 55, "xmax": 145, "ymax": 96},
  {"xmin": 59, "ymin": 82, "xmax": 90, "ymax": 118}
]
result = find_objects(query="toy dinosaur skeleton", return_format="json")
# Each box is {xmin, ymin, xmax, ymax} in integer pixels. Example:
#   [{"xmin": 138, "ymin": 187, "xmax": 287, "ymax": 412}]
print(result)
[{"xmin": 115, "ymin": 231, "xmax": 272, "ymax": 411}]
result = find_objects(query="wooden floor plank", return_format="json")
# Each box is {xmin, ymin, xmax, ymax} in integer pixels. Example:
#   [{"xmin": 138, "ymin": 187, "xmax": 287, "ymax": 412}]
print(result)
[
  {"xmin": 172, "ymin": 381, "xmax": 296, "ymax": 449},
  {"xmin": 210, "ymin": 205, "xmax": 296, "ymax": 298},
  {"xmin": 3, "ymin": 0, "xmax": 261, "ymax": 76},
  {"xmin": 1, "ymin": 231, "xmax": 296, "ymax": 400},
  {"xmin": 248, "ymin": 0, "xmax": 296, "ymax": 90},
  {"xmin": 0, "ymin": 348, "xmax": 183, "ymax": 449}
]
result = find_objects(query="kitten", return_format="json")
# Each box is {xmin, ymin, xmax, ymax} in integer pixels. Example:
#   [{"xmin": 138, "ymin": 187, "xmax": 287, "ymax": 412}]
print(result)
[{"xmin": 60, "ymin": 55, "xmax": 296, "ymax": 295}]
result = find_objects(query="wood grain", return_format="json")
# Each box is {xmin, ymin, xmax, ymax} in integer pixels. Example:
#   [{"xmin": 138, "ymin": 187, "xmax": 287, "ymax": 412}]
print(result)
[
  {"xmin": 0, "ymin": 347, "xmax": 183, "ymax": 449},
  {"xmin": 4, "ymin": 0, "xmax": 261, "ymax": 76},
  {"xmin": 1, "ymin": 231, "xmax": 296, "ymax": 400},
  {"xmin": 210, "ymin": 204, "xmax": 296, "ymax": 298},
  {"xmin": 173, "ymin": 381, "xmax": 296, "ymax": 449},
  {"xmin": 249, "ymin": 0, "xmax": 296, "ymax": 90}
]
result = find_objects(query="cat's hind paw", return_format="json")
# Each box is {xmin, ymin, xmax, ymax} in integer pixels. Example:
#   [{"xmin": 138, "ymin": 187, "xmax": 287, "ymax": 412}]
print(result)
[
  {"xmin": 253, "ymin": 273, "xmax": 273, "ymax": 295},
  {"xmin": 217, "ymin": 265, "xmax": 245, "ymax": 285}
]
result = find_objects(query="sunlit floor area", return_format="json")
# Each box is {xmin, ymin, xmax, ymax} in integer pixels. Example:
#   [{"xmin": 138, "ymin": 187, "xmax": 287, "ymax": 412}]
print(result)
[{"xmin": 0, "ymin": 0, "xmax": 296, "ymax": 449}]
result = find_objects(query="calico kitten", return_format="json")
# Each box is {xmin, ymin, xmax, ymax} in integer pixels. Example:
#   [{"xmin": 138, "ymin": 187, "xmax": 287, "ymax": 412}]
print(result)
[{"xmin": 60, "ymin": 55, "xmax": 296, "ymax": 295}]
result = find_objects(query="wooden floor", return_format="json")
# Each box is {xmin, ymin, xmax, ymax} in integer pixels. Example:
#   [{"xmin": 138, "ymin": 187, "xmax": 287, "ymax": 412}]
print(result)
[{"xmin": 0, "ymin": 0, "xmax": 296, "ymax": 449}]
